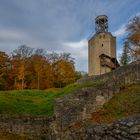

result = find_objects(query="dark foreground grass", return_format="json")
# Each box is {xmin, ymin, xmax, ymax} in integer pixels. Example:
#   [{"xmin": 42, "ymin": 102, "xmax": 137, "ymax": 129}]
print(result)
[
  {"xmin": 92, "ymin": 84, "xmax": 140, "ymax": 123},
  {"xmin": 0, "ymin": 128, "xmax": 31, "ymax": 140},
  {"xmin": 0, "ymin": 82, "xmax": 97, "ymax": 116}
]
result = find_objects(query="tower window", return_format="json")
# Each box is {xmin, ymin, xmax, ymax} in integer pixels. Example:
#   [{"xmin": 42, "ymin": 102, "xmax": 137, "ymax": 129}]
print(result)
[
  {"xmin": 103, "ymin": 35, "xmax": 105, "ymax": 39},
  {"xmin": 101, "ymin": 44, "xmax": 104, "ymax": 47},
  {"xmin": 99, "ymin": 35, "xmax": 102, "ymax": 39}
]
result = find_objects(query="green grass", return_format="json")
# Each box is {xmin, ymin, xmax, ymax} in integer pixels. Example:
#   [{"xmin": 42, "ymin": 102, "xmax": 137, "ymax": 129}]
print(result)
[
  {"xmin": 92, "ymin": 84, "xmax": 140, "ymax": 123},
  {"xmin": 0, "ymin": 82, "xmax": 97, "ymax": 116}
]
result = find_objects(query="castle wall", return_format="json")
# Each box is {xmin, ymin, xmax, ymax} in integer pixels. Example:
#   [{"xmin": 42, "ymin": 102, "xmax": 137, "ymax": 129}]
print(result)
[{"xmin": 62, "ymin": 114, "xmax": 140, "ymax": 140}]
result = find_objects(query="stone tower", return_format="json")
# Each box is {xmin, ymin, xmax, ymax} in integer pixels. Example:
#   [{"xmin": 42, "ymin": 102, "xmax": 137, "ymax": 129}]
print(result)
[{"xmin": 88, "ymin": 15, "xmax": 119, "ymax": 76}]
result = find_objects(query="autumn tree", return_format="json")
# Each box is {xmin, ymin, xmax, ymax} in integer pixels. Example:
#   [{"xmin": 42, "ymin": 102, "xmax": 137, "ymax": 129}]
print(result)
[
  {"xmin": 26, "ymin": 49, "xmax": 54, "ymax": 89},
  {"xmin": 126, "ymin": 15, "xmax": 140, "ymax": 60},
  {"xmin": 33, "ymin": 49, "xmax": 46, "ymax": 89},
  {"xmin": 0, "ymin": 45, "xmax": 78, "ymax": 90},
  {"xmin": 12, "ymin": 45, "xmax": 33, "ymax": 90},
  {"xmin": 47, "ymin": 52, "xmax": 60, "ymax": 87},
  {"xmin": 0, "ymin": 51, "xmax": 13, "ymax": 90},
  {"xmin": 51, "ymin": 53, "xmax": 76, "ymax": 88}
]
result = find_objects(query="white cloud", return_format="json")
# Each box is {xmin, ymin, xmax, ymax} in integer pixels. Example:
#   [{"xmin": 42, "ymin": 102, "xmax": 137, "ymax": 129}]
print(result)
[
  {"xmin": 113, "ymin": 24, "xmax": 126, "ymax": 37},
  {"xmin": 0, "ymin": 28, "xmax": 30, "ymax": 41},
  {"xmin": 64, "ymin": 39, "xmax": 87, "ymax": 49},
  {"xmin": 136, "ymin": 12, "xmax": 140, "ymax": 16},
  {"xmin": 129, "ymin": 12, "xmax": 140, "ymax": 20},
  {"xmin": 113, "ymin": 12, "xmax": 140, "ymax": 38},
  {"xmin": 63, "ymin": 39, "xmax": 88, "ymax": 71},
  {"xmin": 63, "ymin": 39, "xmax": 88, "ymax": 60}
]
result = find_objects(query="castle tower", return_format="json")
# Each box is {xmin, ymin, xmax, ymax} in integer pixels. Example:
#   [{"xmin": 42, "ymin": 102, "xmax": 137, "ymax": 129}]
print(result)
[{"xmin": 88, "ymin": 15, "xmax": 119, "ymax": 76}]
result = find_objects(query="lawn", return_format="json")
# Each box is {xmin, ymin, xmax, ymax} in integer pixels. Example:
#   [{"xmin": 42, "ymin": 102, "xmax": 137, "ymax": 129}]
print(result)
[
  {"xmin": 92, "ymin": 84, "xmax": 140, "ymax": 123},
  {"xmin": 0, "ymin": 82, "xmax": 97, "ymax": 116}
]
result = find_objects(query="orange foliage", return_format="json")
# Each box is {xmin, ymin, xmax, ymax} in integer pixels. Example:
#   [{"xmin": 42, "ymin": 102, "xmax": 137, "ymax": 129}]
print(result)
[{"xmin": 0, "ymin": 46, "xmax": 78, "ymax": 90}]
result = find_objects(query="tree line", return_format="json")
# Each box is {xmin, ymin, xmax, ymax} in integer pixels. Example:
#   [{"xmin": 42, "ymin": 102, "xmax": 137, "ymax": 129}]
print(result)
[{"xmin": 0, "ymin": 45, "xmax": 82, "ymax": 90}]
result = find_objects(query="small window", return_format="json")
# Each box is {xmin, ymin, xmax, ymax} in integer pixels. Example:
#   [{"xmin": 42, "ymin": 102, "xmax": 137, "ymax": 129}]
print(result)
[{"xmin": 101, "ymin": 44, "xmax": 104, "ymax": 47}]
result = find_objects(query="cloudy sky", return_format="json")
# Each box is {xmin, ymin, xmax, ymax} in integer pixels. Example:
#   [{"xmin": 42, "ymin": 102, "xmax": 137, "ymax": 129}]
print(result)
[{"xmin": 0, "ymin": 0, "xmax": 140, "ymax": 71}]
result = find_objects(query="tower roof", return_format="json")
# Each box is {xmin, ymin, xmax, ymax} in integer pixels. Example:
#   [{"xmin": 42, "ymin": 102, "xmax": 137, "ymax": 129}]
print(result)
[
  {"xmin": 95, "ymin": 15, "xmax": 108, "ymax": 22},
  {"xmin": 95, "ymin": 15, "xmax": 108, "ymax": 33}
]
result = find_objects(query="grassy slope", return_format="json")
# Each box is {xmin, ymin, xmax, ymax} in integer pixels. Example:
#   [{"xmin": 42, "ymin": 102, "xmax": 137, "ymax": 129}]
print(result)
[
  {"xmin": 92, "ymin": 84, "xmax": 140, "ymax": 123},
  {"xmin": 0, "ymin": 82, "xmax": 139, "ymax": 120},
  {"xmin": 0, "ymin": 82, "xmax": 97, "ymax": 116}
]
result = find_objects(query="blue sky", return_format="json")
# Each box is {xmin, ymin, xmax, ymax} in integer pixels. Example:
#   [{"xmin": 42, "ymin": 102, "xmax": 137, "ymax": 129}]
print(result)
[{"xmin": 0, "ymin": 0, "xmax": 140, "ymax": 71}]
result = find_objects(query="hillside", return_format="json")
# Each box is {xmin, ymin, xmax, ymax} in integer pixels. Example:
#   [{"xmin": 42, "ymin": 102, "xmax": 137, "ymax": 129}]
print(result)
[
  {"xmin": 0, "ymin": 82, "xmax": 97, "ymax": 116},
  {"xmin": 92, "ymin": 84, "xmax": 140, "ymax": 123},
  {"xmin": 0, "ymin": 83, "xmax": 139, "ymax": 121}
]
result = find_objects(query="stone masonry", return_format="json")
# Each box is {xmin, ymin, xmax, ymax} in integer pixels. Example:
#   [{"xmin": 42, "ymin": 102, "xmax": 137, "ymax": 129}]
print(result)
[{"xmin": 66, "ymin": 114, "xmax": 140, "ymax": 140}]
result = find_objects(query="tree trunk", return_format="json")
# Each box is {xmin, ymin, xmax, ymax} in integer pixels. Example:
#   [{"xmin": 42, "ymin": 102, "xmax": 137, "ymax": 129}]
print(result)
[
  {"xmin": 22, "ymin": 73, "xmax": 25, "ymax": 90},
  {"xmin": 14, "ymin": 78, "xmax": 17, "ymax": 89},
  {"xmin": 21, "ymin": 78, "xmax": 24, "ymax": 90},
  {"xmin": 37, "ymin": 72, "xmax": 40, "ymax": 89}
]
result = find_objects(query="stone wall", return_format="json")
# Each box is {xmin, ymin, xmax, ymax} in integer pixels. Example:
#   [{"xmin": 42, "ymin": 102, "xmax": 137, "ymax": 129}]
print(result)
[
  {"xmin": 65, "ymin": 114, "xmax": 140, "ymax": 140},
  {"xmin": 77, "ymin": 59, "xmax": 140, "ymax": 84},
  {"xmin": 54, "ymin": 60, "xmax": 140, "ymax": 131},
  {"xmin": 0, "ymin": 114, "xmax": 139, "ymax": 140},
  {"xmin": 0, "ymin": 115, "xmax": 54, "ymax": 139}
]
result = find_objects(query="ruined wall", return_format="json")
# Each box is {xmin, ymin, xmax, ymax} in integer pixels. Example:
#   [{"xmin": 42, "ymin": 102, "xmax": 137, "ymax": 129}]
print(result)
[
  {"xmin": 0, "ymin": 114, "xmax": 139, "ymax": 140},
  {"xmin": 55, "ymin": 60, "xmax": 140, "ymax": 131},
  {"xmin": 65, "ymin": 114, "xmax": 140, "ymax": 140},
  {"xmin": 0, "ymin": 115, "xmax": 54, "ymax": 140},
  {"xmin": 78, "ymin": 59, "xmax": 140, "ymax": 84}
]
